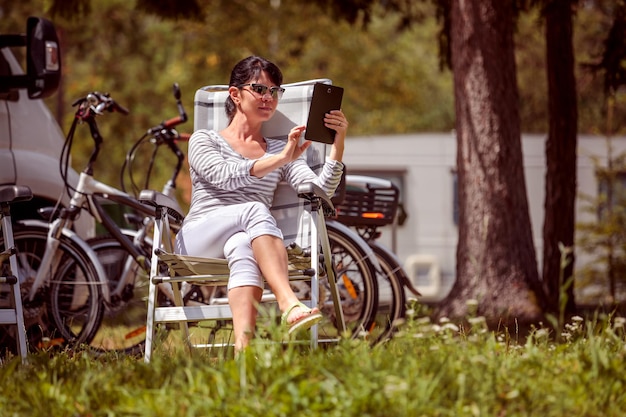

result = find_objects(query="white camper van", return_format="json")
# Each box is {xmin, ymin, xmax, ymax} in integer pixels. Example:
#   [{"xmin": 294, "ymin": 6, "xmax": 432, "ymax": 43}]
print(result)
[{"xmin": 0, "ymin": 17, "xmax": 92, "ymax": 236}]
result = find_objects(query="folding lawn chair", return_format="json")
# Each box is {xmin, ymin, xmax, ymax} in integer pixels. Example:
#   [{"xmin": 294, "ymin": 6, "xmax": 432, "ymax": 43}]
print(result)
[
  {"xmin": 141, "ymin": 79, "xmax": 347, "ymax": 362},
  {"xmin": 0, "ymin": 185, "xmax": 33, "ymax": 362}
]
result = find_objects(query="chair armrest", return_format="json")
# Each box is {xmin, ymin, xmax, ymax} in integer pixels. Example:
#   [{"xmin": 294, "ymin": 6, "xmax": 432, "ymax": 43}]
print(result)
[
  {"xmin": 139, "ymin": 189, "xmax": 185, "ymax": 224},
  {"xmin": 0, "ymin": 185, "xmax": 32, "ymax": 204},
  {"xmin": 296, "ymin": 182, "xmax": 336, "ymax": 216}
]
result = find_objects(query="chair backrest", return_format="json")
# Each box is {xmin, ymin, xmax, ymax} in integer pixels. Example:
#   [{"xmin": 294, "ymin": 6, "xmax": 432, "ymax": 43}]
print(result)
[{"xmin": 193, "ymin": 79, "xmax": 332, "ymax": 246}]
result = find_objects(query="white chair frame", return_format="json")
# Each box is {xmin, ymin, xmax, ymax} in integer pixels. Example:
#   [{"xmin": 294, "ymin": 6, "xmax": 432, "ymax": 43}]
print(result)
[
  {"xmin": 0, "ymin": 185, "xmax": 33, "ymax": 362},
  {"xmin": 142, "ymin": 80, "xmax": 346, "ymax": 362}
]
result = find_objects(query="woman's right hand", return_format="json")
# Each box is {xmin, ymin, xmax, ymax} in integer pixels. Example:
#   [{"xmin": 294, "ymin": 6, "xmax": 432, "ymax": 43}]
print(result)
[
  {"xmin": 250, "ymin": 125, "xmax": 311, "ymax": 178},
  {"xmin": 281, "ymin": 125, "xmax": 311, "ymax": 162}
]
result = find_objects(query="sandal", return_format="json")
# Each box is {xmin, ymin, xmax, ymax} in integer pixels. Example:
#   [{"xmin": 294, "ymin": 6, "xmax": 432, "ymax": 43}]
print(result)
[{"xmin": 281, "ymin": 302, "xmax": 322, "ymax": 334}]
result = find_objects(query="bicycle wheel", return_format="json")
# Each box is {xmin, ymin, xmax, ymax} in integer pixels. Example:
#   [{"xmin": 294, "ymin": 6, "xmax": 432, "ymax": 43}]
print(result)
[
  {"xmin": 3, "ymin": 225, "xmax": 104, "ymax": 350},
  {"xmin": 368, "ymin": 242, "xmax": 407, "ymax": 343},
  {"xmin": 87, "ymin": 232, "xmax": 153, "ymax": 355},
  {"xmin": 323, "ymin": 220, "xmax": 378, "ymax": 340}
]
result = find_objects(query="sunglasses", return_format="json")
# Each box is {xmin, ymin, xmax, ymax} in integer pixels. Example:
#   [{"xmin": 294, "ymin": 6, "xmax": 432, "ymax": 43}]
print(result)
[{"xmin": 239, "ymin": 83, "xmax": 286, "ymax": 100}]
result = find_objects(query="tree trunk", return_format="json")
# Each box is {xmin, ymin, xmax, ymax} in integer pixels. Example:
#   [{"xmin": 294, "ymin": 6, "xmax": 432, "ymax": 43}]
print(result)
[
  {"xmin": 542, "ymin": 0, "xmax": 578, "ymax": 315},
  {"xmin": 437, "ymin": 0, "xmax": 546, "ymax": 326}
]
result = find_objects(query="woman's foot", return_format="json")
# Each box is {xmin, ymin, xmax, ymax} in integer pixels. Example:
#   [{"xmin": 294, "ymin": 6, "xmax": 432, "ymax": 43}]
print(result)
[{"xmin": 281, "ymin": 302, "xmax": 323, "ymax": 334}]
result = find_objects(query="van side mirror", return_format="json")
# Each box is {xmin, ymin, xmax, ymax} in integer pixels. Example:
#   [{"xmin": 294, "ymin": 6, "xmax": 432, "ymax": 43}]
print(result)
[
  {"xmin": 26, "ymin": 17, "xmax": 61, "ymax": 98},
  {"xmin": 0, "ymin": 17, "xmax": 61, "ymax": 99}
]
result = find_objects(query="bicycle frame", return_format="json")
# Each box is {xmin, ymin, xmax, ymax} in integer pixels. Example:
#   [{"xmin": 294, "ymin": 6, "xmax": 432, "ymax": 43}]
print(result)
[
  {"xmin": 89, "ymin": 179, "xmax": 182, "ymax": 305},
  {"xmin": 26, "ymin": 173, "xmax": 138, "ymax": 303}
]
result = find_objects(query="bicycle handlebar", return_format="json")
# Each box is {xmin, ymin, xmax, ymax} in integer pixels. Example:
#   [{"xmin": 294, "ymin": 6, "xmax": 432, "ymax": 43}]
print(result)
[
  {"xmin": 64, "ymin": 83, "xmax": 189, "ymax": 198},
  {"xmin": 73, "ymin": 91, "xmax": 129, "ymax": 119},
  {"xmin": 120, "ymin": 83, "xmax": 190, "ymax": 196},
  {"xmin": 147, "ymin": 83, "xmax": 187, "ymax": 134},
  {"xmin": 177, "ymin": 132, "xmax": 191, "ymax": 142}
]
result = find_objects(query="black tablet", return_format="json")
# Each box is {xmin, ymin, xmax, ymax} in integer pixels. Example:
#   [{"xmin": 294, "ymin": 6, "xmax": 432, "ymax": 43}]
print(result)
[{"xmin": 305, "ymin": 83, "xmax": 344, "ymax": 144}]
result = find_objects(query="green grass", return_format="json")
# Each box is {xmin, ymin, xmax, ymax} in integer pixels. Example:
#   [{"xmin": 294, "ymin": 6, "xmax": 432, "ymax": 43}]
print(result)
[{"xmin": 1, "ymin": 310, "xmax": 625, "ymax": 417}]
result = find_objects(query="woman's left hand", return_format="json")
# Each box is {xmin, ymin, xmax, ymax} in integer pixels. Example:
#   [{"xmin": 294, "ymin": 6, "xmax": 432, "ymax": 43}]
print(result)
[
  {"xmin": 325, "ymin": 110, "xmax": 348, "ymax": 139},
  {"xmin": 326, "ymin": 110, "xmax": 347, "ymax": 162}
]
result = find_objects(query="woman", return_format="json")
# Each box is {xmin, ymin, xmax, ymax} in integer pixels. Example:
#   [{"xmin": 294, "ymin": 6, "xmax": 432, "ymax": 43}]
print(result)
[{"xmin": 176, "ymin": 56, "xmax": 347, "ymax": 352}]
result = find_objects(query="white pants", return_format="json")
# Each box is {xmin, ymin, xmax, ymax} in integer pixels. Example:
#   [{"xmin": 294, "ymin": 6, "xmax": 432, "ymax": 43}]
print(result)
[{"xmin": 175, "ymin": 201, "xmax": 283, "ymax": 289}]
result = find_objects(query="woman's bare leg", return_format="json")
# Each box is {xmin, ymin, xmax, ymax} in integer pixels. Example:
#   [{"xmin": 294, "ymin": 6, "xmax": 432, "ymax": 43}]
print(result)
[
  {"xmin": 230, "ymin": 234, "xmax": 321, "ymax": 352},
  {"xmin": 228, "ymin": 285, "xmax": 263, "ymax": 353},
  {"xmin": 251, "ymin": 235, "xmax": 319, "ymax": 323}
]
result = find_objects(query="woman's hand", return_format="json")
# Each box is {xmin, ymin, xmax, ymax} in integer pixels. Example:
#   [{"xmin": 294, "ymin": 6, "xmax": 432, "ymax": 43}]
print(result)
[
  {"xmin": 326, "ymin": 110, "xmax": 348, "ymax": 162},
  {"xmin": 251, "ymin": 125, "xmax": 311, "ymax": 178},
  {"xmin": 281, "ymin": 125, "xmax": 311, "ymax": 162}
]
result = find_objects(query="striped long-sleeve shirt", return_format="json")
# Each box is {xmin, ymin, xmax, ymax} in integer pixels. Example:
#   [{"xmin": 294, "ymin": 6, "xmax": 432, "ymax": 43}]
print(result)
[{"xmin": 183, "ymin": 129, "xmax": 344, "ymax": 226}]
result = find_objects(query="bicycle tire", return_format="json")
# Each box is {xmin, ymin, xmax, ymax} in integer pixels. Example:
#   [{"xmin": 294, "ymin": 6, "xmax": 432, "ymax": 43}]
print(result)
[
  {"xmin": 368, "ymin": 242, "xmax": 407, "ymax": 343},
  {"xmin": 87, "ymin": 232, "xmax": 153, "ymax": 355},
  {"xmin": 324, "ymin": 221, "xmax": 378, "ymax": 340},
  {"xmin": 3, "ymin": 225, "xmax": 104, "ymax": 350}
]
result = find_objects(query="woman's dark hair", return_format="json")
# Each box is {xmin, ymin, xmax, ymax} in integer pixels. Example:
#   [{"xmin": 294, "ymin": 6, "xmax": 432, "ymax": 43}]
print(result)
[{"xmin": 225, "ymin": 56, "xmax": 283, "ymax": 122}]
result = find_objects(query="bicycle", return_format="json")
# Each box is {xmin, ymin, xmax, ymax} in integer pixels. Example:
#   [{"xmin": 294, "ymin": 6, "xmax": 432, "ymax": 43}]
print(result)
[
  {"xmin": 331, "ymin": 174, "xmax": 421, "ymax": 342},
  {"xmin": 71, "ymin": 85, "xmax": 189, "ymax": 354},
  {"xmin": 2, "ymin": 85, "xmax": 188, "ymax": 353},
  {"xmin": 86, "ymin": 92, "xmax": 192, "ymax": 354}
]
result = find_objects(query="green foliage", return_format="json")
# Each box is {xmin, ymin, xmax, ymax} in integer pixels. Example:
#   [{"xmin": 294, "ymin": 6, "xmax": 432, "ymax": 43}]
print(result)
[
  {"xmin": 3, "ymin": 0, "xmax": 626, "ymax": 192},
  {"xmin": 581, "ymin": 0, "xmax": 626, "ymax": 97},
  {"xmin": 1, "ymin": 0, "xmax": 456, "ymax": 197},
  {"xmin": 1, "ymin": 313, "xmax": 625, "ymax": 416},
  {"xmin": 4, "ymin": 0, "xmax": 626, "ymax": 231}
]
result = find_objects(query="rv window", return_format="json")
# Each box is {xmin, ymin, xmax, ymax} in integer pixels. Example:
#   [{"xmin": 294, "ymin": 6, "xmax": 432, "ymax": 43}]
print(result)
[{"xmin": 597, "ymin": 170, "xmax": 626, "ymax": 220}]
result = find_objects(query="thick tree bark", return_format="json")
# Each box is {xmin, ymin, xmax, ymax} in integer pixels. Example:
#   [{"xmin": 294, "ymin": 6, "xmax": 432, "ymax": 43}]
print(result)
[
  {"xmin": 543, "ymin": 0, "xmax": 578, "ymax": 314},
  {"xmin": 437, "ymin": 0, "xmax": 546, "ymax": 326}
]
